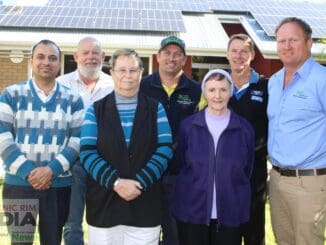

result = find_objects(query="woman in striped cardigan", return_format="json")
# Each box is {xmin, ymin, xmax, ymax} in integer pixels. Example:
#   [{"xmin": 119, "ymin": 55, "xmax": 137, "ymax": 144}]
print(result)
[{"xmin": 80, "ymin": 48, "xmax": 173, "ymax": 245}]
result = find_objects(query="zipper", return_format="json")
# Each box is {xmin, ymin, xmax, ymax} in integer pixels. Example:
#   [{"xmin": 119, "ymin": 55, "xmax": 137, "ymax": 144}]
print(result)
[{"xmin": 206, "ymin": 131, "xmax": 215, "ymax": 225}]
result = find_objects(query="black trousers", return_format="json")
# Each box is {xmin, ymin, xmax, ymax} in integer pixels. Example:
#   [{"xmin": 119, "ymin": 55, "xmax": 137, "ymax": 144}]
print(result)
[
  {"xmin": 176, "ymin": 219, "xmax": 241, "ymax": 245},
  {"xmin": 161, "ymin": 174, "xmax": 179, "ymax": 245},
  {"xmin": 241, "ymin": 155, "xmax": 267, "ymax": 245}
]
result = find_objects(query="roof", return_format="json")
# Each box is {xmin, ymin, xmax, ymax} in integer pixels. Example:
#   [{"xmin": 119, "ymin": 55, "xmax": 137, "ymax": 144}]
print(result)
[
  {"xmin": 0, "ymin": 13, "xmax": 229, "ymax": 57},
  {"xmin": 0, "ymin": 0, "xmax": 325, "ymax": 61}
]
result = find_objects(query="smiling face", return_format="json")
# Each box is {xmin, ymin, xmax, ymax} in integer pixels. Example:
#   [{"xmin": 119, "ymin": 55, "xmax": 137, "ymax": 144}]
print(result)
[
  {"xmin": 156, "ymin": 44, "xmax": 186, "ymax": 76},
  {"xmin": 31, "ymin": 43, "xmax": 60, "ymax": 84},
  {"xmin": 276, "ymin": 22, "xmax": 312, "ymax": 70},
  {"xmin": 74, "ymin": 38, "xmax": 105, "ymax": 79},
  {"xmin": 111, "ymin": 55, "xmax": 143, "ymax": 98},
  {"xmin": 204, "ymin": 78, "xmax": 232, "ymax": 116},
  {"xmin": 227, "ymin": 38, "xmax": 255, "ymax": 74}
]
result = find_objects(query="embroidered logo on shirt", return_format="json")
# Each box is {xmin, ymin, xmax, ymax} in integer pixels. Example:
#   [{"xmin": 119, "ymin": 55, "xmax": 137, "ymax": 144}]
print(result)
[
  {"xmin": 177, "ymin": 94, "xmax": 193, "ymax": 105},
  {"xmin": 250, "ymin": 90, "xmax": 263, "ymax": 102},
  {"xmin": 251, "ymin": 90, "xmax": 263, "ymax": 96},
  {"xmin": 293, "ymin": 89, "xmax": 308, "ymax": 99}
]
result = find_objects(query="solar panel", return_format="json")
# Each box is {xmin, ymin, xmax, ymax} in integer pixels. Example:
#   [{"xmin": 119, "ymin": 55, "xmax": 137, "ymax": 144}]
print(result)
[
  {"xmin": 207, "ymin": 0, "xmax": 249, "ymax": 12},
  {"xmin": 172, "ymin": 0, "xmax": 211, "ymax": 13},
  {"xmin": 247, "ymin": 0, "xmax": 326, "ymax": 39},
  {"xmin": 0, "ymin": 0, "xmax": 186, "ymax": 32}
]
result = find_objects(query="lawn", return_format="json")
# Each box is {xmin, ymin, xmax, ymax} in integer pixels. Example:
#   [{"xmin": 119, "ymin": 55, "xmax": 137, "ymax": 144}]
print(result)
[
  {"xmin": 265, "ymin": 201, "xmax": 277, "ymax": 245},
  {"xmin": 0, "ymin": 180, "xmax": 276, "ymax": 245},
  {"xmin": 0, "ymin": 180, "xmax": 277, "ymax": 244}
]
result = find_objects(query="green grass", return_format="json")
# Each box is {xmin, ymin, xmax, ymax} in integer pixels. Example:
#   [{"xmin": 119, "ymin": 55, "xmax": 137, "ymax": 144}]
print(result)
[
  {"xmin": 265, "ymin": 201, "xmax": 277, "ymax": 245},
  {"xmin": 0, "ymin": 183, "xmax": 277, "ymax": 244}
]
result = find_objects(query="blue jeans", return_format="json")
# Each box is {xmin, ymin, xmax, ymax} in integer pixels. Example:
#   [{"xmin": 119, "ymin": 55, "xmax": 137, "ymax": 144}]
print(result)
[
  {"xmin": 2, "ymin": 183, "xmax": 70, "ymax": 245},
  {"xmin": 63, "ymin": 163, "xmax": 87, "ymax": 245}
]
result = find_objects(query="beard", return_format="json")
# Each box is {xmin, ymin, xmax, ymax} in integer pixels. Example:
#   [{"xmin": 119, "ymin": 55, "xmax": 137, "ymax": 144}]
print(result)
[{"xmin": 78, "ymin": 64, "xmax": 102, "ymax": 79}]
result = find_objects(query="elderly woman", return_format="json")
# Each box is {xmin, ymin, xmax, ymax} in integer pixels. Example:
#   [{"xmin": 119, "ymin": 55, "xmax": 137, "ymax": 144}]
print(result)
[
  {"xmin": 173, "ymin": 69, "xmax": 254, "ymax": 245},
  {"xmin": 80, "ymin": 48, "xmax": 173, "ymax": 245}
]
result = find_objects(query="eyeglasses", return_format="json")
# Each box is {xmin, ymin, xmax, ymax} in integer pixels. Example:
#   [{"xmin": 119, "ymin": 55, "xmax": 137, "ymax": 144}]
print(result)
[{"xmin": 113, "ymin": 68, "xmax": 141, "ymax": 76}]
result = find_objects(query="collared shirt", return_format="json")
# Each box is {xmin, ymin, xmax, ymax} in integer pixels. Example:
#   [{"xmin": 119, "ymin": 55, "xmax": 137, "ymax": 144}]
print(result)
[
  {"xmin": 233, "ymin": 68, "xmax": 259, "ymax": 100},
  {"xmin": 162, "ymin": 83, "xmax": 178, "ymax": 97},
  {"xmin": 162, "ymin": 81, "xmax": 207, "ymax": 110},
  {"xmin": 57, "ymin": 70, "xmax": 114, "ymax": 109},
  {"xmin": 32, "ymin": 79, "xmax": 57, "ymax": 103},
  {"xmin": 267, "ymin": 57, "xmax": 326, "ymax": 169}
]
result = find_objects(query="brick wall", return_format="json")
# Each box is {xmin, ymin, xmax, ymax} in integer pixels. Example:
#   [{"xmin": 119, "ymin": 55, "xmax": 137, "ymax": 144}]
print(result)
[{"xmin": 0, "ymin": 58, "xmax": 28, "ymax": 91}]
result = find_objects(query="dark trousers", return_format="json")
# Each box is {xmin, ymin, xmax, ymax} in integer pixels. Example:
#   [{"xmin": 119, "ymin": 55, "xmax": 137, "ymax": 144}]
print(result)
[
  {"xmin": 161, "ymin": 174, "xmax": 179, "ymax": 245},
  {"xmin": 3, "ymin": 183, "xmax": 71, "ymax": 245},
  {"xmin": 241, "ymin": 156, "xmax": 267, "ymax": 245},
  {"xmin": 176, "ymin": 219, "xmax": 241, "ymax": 245}
]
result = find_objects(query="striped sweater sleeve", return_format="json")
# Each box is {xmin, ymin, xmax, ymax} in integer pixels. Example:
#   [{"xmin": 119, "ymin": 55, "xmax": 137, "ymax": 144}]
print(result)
[
  {"xmin": 0, "ymin": 88, "xmax": 36, "ymax": 180},
  {"xmin": 47, "ymin": 95, "xmax": 84, "ymax": 177},
  {"xmin": 80, "ymin": 105, "xmax": 119, "ymax": 189},
  {"xmin": 135, "ymin": 102, "xmax": 173, "ymax": 190}
]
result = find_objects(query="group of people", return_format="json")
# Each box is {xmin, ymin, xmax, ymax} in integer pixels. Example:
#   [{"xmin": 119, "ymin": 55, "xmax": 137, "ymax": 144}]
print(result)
[{"xmin": 0, "ymin": 16, "xmax": 324, "ymax": 245}]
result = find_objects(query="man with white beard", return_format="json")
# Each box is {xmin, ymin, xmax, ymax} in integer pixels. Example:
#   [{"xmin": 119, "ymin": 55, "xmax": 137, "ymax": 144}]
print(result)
[{"xmin": 57, "ymin": 36, "xmax": 114, "ymax": 245}]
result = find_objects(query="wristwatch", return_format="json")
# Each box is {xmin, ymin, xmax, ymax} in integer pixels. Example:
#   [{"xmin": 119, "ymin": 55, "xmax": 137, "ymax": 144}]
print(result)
[{"xmin": 113, "ymin": 178, "xmax": 120, "ymax": 188}]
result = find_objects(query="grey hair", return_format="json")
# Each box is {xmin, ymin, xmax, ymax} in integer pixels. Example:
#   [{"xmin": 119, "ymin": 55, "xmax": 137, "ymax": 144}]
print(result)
[
  {"xmin": 109, "ymin": 48, "xmax": 143, "ymax": 70},
  {"xmin": 77, "ymin": 36, "xmax": 102, "ymax": 50}
]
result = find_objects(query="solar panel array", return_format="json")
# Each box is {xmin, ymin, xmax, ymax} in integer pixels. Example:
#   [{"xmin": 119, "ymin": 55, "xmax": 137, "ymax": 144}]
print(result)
[
  {"xmin": 247, "ymin": 0, "xmax": 326, "ymax": 39},
  {"xmin": 0, "ymin": 0, "xmax": 326, "ymax": 38},
  {"xmin": 0, "ymin": 0, "xmax": 185, "ymax": 32}
]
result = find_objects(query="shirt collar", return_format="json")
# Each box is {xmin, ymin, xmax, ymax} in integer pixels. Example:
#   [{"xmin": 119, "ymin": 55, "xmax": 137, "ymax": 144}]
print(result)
[
  {"xmin": 233, "ymin": 68, "xmax": 259, "ymax": 95},
  {"xmin": 32, "ymin": 78, "xmax": 57, "ymax": 94},
  {"xmin": 151, "ymin": 71, "xmax": 190, "ymax": 90},
  {"xmin": 249, "ymin": 68, "xmax": 259, "ymax": 85},
  {"xmin": 294, "ymin": 57, "xmax": 314, "ymax": 82},
  {"xmin": 278, "ymin": 57, "xmax": 313, "ymax": 82},
  {"xmin": 192, "ymin": 109, "xmax": 242, "ymax": 130}
]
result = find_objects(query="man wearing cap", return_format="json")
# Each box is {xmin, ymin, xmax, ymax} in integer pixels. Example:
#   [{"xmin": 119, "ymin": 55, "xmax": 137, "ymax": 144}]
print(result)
[{"xmin": 140, "ymin": 36, "xmax": 204, "ymax": 245}]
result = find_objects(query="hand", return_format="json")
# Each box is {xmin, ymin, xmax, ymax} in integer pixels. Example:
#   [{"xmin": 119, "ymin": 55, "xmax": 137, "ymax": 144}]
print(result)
[
  {"xmin": 28, "ymin": 166, "xmax": 53, "ymax": 190},
  {"xmin": 113, "ymin": 178, "xmax": 142, "ymax": 201}
]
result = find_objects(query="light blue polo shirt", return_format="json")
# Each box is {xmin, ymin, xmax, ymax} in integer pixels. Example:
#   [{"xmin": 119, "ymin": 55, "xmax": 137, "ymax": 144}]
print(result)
[{"xmin": 267, "ymin": 57, "xmax": 326, "ymax": 169}]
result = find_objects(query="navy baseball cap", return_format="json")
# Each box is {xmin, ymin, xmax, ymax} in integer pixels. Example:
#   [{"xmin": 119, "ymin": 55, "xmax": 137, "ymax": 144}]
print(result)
[{"xmin": 159, "ymin": 36, "xmax": 186, "ymax": 55}]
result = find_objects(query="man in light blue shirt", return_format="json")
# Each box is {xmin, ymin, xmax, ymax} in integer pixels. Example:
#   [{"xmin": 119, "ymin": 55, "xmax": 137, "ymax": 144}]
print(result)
[{"xmin": 267, "ymin": 17, "xmax": 326, "ymax": 245}]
